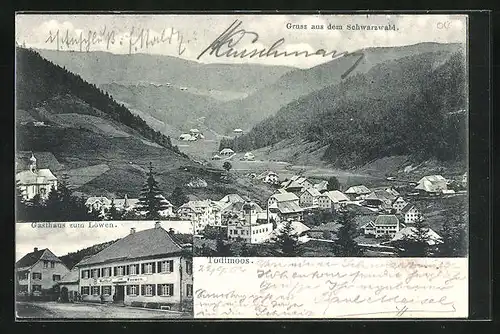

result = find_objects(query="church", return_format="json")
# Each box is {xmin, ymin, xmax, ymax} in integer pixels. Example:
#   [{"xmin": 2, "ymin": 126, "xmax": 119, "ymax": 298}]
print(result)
[{"xmin": 16, "ymin": 153, "xmax": 58, "ymax": 200}]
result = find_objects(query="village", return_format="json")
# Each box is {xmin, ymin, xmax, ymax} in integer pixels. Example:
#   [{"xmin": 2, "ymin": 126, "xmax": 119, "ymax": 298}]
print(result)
[{"xmin": 16, "ymin": 150, "xmax": 468, "ymax": 260}]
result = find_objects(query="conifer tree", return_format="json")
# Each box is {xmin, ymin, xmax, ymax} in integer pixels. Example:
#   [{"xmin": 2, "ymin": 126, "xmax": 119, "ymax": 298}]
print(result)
[
  {"xmin": 15, "ymin": 180, "xmax": 27, "ymax": 221},
  {"xmin": 169, "ymin": 186, "xmax": 189, "ymax": 208},
  {"xmin": 437, "ymin": 214, "xmax": 467, "ymax": 257},
  {"xmin": 331, "ymin": 210, "xmax": 364, "ymax": 257},
  {"xmin": 106, "ymin": 199, "xmax": 123, "ymax": 220},
  {"xmin": 137, "ymin": 162, "xmax": 168, "ymax": 219},
  {"xmin": 397, "ymin": 217, "xmax": 431, "ymax": 257},
  {"xmin": 272, "ymin": 220, "xmax": 303, "ymax": 257}
]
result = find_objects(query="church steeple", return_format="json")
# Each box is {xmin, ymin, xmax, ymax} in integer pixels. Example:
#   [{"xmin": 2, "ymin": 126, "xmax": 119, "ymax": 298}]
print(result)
[{"xmin": 29, "ymin": 153, "xmax": 37, "ymax": 173}]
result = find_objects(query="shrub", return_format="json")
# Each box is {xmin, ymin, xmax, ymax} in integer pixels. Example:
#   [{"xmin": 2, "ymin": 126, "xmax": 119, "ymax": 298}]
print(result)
[
  {"xmin": 145, "ymin": 302, "xmax": 160, "ymax": 309},
  {"xmin": 131, "ymin": 301, "xmax": 144, "ymax": 308}
]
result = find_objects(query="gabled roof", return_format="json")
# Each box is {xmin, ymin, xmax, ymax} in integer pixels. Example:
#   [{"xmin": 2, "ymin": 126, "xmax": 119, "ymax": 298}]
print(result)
[
  {"xmin": 418, "ymin": 175, "xmax": 446, "ymax": 183},
  {"xmin": 361, "ymin": 221, "xmax": 375, "ymax": 229},
  {"xmin": 16, "ymin": 169, "xmax": 57, "ymax": 185},
  {"xmin": 321, "ymin": 190, "xmax": 350, "ymax": 203},
  {"xmin": 272, "ymin": 221, "xmax": 310, "ymax": 237},
  {"xmin": 391, "ymin": 227, "xmax": 442, "ymax": 245},
  {"xmin": 313, "ymin": 180, "xmax": 328, "ymax": 192},
  {"xmin": 16, "ymin": 151, "xmax": 63, "ymax": 172},
  {"xmin": 58, "ymin": 267, "xmax": 80, "ymax": 284},
  {"xmin": 345, "ymin": 185, "xmax": 371, "ymax": 194},
  {"xmin": 223, "ymin": 201, "xmax": 263, "ymax": 213},
  {"xmin": 401, "ymin": 204, "xmax": 419, "ymax": 215},
  {"xmin": 85, "ymin": 196, "xmax": 112, "ymax": 206},
  {"xmin": 78, "ymin": 226, "xmax": 183, "ymax": 266},
  {"xmin": 364, "ymin": 192, "xmax": 383, "ymax": 201},
  {"xmin": 219, "ymin": 193, "xmax": 245, "ymax": 204},
  {"xmin": 274, "ymin": 201, "xmax": 303, "ymax": 214},
  {"xmin": 220, "ymin": 148, "xmax": 234, "ymax": 154},
  {"xmin": 16, "ymin": 248, "xmax": 63, "ymax": 269},
  {"xmin": 302, "ymin": 188, "xmax": 321, "ymax": 197},
  {"xmin": 374, "ymin": 215, "xmax": 399, "ymax": 226},
  {"xmin": 270, "ymin": 192, "xmax": 299, "ymax": 203}
]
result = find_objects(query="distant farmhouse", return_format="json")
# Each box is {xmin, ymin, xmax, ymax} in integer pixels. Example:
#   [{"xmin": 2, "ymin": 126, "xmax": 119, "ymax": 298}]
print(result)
[
  {"xmin": 415, "ymin": 175, "xmax": 448, "ymax": 194},
  {"xmin": 220, "ymin": 148, "xmax": 235, "ymax": 156},
  {"xmin": 345, "ymin": 185, "xmax": 372, "ymax": 200}
]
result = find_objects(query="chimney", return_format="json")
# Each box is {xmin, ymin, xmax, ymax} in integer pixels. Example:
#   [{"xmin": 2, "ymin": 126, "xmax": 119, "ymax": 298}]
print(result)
[
  {"xmin": 34, "ymin": 247, "xmax": 38, "ymax": 252},
  {"xmin": 155, "ymin": 222, "xmax": 161, "ymax": 229},
  {"xmin": 130, "ymin": 227, "xmax": 136, "ymax": 234}
]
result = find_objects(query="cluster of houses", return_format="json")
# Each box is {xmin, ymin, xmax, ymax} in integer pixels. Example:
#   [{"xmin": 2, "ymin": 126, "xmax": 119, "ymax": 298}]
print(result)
[
  {"xmin": 15, "ymin": 222, "xmax": 193, "ymax": 310},
  {"xmin": 84, "ymin": 194, "xmax": 174, "ymax": 219},
  {"xmin": 211, "ymin": 148, "xmax": 255, "ymax": 161},
  {"xmin": 179, "ymin": 129, "xmax": 204, "ymax": 142}
]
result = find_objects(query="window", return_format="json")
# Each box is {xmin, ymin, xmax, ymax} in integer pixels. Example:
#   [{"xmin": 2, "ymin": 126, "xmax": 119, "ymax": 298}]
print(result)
[
  {"xmin": 43, "ymin": 261, "xmax": 48, "ymax": 268},
  {"xmin": 32, "ymin": 285, "xmax": 42, "ymax": 292},
  {"xmin": 129, "ymin": 264, "xmax": 139, "ymax": 275},
  {"xmin": 127, "ymin": 285, "xmax": 139, "ymax": 296},
  {"xmin": 102, "ymin": 286, "xmax": 112, "ymax": 295},
  {"xmin": 115, "ymin": 266, "xmax": 124, "ymax": 276},
  {"xmin": 82, "ymin": 270, "xmax": 90, "ymax": 279},
  {"xmin": 91, "ymin": 286, "xmax": 100, "ymax": 295},
  {"xmin": 142, "ymin": 262, "xmax": 155, "ymax": 274},
  {"xmin": 50, "ymin": 261, "xmax": 55, "ymax": 268},
  {"xmin": 102, "ymin": 267, "xmax": 111, "ymax": 277},
  {"xmin": 158, "ymin": 284, "xmax": 174, "ymax": 296},
  {"xmin": 91, "ymin": 269, "xmax": 100, "ymax": 278},
  {"xmin": 81, "ymin": 286, "xmax": 90, "ymax": 295},
  {"xmin": 159, "ymin": 260, "xmax": 174, "ymax": 273},
  {"xmin": 186, "ymin": 261, "xmax": 193, "ymax": 275},
  {"xmin": 32, "ymin": 272, "xmax": 42, "ymax": 280},
  {"xmin": 186, "ymin": 284, "xmax": 193, "ymax": 297},
  {"xmin": 52, "ymin": 274, "xmax": 61, "ymax": 281},
  {"xmin": 143, "ymin": 284, "xmax": 155, "ymax": 296}
]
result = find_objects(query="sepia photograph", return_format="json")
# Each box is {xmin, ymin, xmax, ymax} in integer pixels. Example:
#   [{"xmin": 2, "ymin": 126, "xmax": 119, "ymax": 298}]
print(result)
[{"xmin": 15, "ymin": 13, "xmax": 471, "ymax": 319}]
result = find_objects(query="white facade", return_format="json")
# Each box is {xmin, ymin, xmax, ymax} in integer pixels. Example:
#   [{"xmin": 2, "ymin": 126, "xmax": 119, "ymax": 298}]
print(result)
[
  {"xmin": 392, "ymin": 197, "xmax": 408, "ymax": 214},
  {"xmin": 177, "ymin": 200, "xmax": 222, "ymax": 233},
  {"xmin": 299, "ymin": 188, "xmax": 321, "ymax": 207},
  {"xmin": 403, "ymin": 206, "xmax": 423, "ymax": 225},
  {"xmin": 16, "ymin": 154, "xmax": 58, "ymax": 200}
]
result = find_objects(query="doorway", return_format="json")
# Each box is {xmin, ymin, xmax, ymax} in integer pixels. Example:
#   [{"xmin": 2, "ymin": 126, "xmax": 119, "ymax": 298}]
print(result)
[
  {"xmin": 114, "ymin": 285, "xmax": 125, "ymax": 303},
  {"xmin": 60, "ymin": 287, "xmax": 69, "ymax": 302}
]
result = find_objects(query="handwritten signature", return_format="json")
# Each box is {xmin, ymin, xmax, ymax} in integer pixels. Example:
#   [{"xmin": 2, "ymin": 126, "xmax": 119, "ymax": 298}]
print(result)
[
  {"xmin": 198, "ymin": 19, "xmax": 364, "ymax": 78},
  {"xmin": 44, "ymin": 26, "xmax": 186, "ymax": 55}
]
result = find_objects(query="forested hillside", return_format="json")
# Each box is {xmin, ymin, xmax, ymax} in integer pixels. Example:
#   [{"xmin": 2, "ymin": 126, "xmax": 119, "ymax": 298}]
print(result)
[{"xmin": 228, "ymin": 50, "xmax": 467, "ymax": 168}]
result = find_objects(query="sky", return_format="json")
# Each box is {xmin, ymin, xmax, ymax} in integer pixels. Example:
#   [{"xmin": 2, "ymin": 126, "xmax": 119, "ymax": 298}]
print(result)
[
  {"xmin": 15, "ymin": 14, "xmax": 467, "ymax": 68},
  {"xmin": 15, "ymin": 221, "xmax": 192, "ymax": 261}
]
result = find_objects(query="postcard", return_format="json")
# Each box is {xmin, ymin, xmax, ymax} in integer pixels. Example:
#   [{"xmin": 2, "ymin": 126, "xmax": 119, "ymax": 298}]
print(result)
[{"xmin": 15, "ymin": 13, "xmax": 468, "ymax": 320}]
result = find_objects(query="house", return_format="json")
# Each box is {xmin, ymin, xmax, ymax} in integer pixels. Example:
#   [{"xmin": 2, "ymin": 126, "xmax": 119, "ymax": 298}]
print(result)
[
  {"xmin": 16, "ymin": 153, "xmax": 58, "ymax": 200},
  {"xmin": 186, "ymin": 177, "xmax": 208, "ymax": 188},
  {"xmin": 220, "ymin": 148, "xmax": 235, "ymax": 156},
  {"xmin": 363, "ymin": 192, "xmax": 384, "ymax": 208},
  {"xmin": 361, "ymin": 221, "xmax": 376, "ymax": 236},
  {"xmin": 16, "ymin": 247, "xmax": 70, "ymax": 297},
  {"xmin": 299, "ymin": 187, "xmax": 322, "ymax": 207},
  {"xmin": 313, "ymin": 180, "xmax": 329, "ymax": 193},
  {"xmin": 373, "ymin": 215, "xmax": 400, "ymax": 238},
  {"xmin": 345, "ymin": 185, "xmax": 372, "ymax": 200},
  {"xmin": 261, "ymin": 171, "xmax": 280, "ymax": 185},
  {"xmin": 270, "ymin": 221, "xmax": 311, "ymax": 244},
  {"xmin": 77, "ymin": 222, "xmax": 193, "ymax": 310},
  {"xmin": 57, "ymin": 265, "xmax": 81, "ymax": 302},
  {"xmin": 227, "ymin": 202, "xmax": 272, "ymax": 244},
  {"xmin": 281, "ymin": 175, "xmax": 313, "ymax": 194},
  {"xmin": 179, "ymin": 134, "xmax": 196, "ymax": 141},
  {"xmin": 392, "ymin": 197, "xmax": 408, "ymax": 214},
  {"xmin": 85, "ymin": 196, "xmax": 112, "ymax": 215},
  {"xmin": 177, "ymin": 200, "xmax": 222, "ymax": 233},
  {"xmin": 211, "ymin": 154, "xmax": 221, "ymax": 160},
  {"xmin": 401, "ymin": 204, "xmax": 423, "ymax": 225},
  {"xmin": 217, "ymin": 193, "xmax": 245, "ymax": 211},
  {"xmin": 242, "ymin": 152, "xmax": 255, "ymax": 161},
  {"xmin": 113, "ymin": 195, "xmax": 140, "ymax": 212},
  {"xmin": 317, "ymin": 190, "xmax": 350, "ymax": 210},
  {"xmin": 233, "ymin": 129, "xmax": 243, "ymax": 136},
  {"xmin": 415, "ymin": 175, "xmax": 448, "ymax": 194},
  {"xmin": 267, "ymin": 192, "xmax": 303, "ymax": 223},
  {"xmin": 390, "ymin": 227, "xmax": 443, "ymax": 246}
]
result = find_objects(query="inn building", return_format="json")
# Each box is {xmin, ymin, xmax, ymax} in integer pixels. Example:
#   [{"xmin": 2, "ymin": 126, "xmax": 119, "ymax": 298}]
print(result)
[{"xmin": 77, "ymin": 222, "xmax": 193, "ymax": 311}]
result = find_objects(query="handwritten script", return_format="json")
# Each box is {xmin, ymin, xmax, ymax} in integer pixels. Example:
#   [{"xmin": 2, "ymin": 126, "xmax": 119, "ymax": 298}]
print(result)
[
  {"xmin": 44, "ymin": 26, "xmax": 186, "ymax": 55},
  {"xmin": 193, "ymin": 257, "xmax": 468, "ymax": 318}
]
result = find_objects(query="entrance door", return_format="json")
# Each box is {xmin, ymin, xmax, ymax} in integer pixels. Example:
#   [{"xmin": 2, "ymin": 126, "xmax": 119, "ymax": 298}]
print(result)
[
  {"xmin": 114, "ymin": 285, "xmax": 125, "ymax": 303},
  {"xmin": 60, "ymin": 287, "xmax": 69, "ymax": 302}
]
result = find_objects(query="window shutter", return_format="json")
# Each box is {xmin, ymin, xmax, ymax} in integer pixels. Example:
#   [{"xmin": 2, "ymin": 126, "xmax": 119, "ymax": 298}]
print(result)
[
  {"xmin": 98, "ymin": 286, "xmax": 101, "ymax": 295},
  {"xmin": 157, "ymin": 284, "xmax": 162, "ymax": 296},
  {"xmin": 157, "ymin": 261, "xmax": 161, "ymax": 272},
  {"xmin": 141, "ymin": 264, "xmax": 145, "ymax": 274},
  {"xmin": 169, "ymin": 260, "xmax": 174, "ymax": 272},
  {"xmin": 141, "ymin": 284, "xmax": 145, "ymax": 296},
  {"xmin": 113, "ymin": 267, "xmax": 116, "ymax": 276},
  {"xmin": 126, "ymin": 265, "xmax": 129, "ymax": 276},
  {"xmin": 152, "ymin": 284, "xmax": 156, "ymax": 296},
  {"xmin": 126, "ymin": 285, "xmax": 130, "ymax": 295},
  {"xmin": 169, "ymin": 284, "xmax": 174, "ymax": 296},
  {"xmin": 152, "ymin": 262, "xmax": 156, "ymax": 274}
]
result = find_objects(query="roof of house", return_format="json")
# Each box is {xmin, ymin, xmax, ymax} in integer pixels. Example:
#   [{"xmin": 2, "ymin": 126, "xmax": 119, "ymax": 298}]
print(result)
[
  {"xmin": 415, "ymin": 179, "xmax": 444, "ymax": 192},
  {"xmin": 313, "ymin": 180, "xmax": 328, "ymax": 192},
  {"xmin": 220, "ymin": 194, "xmax": 245, "ymax": 204},
  {"xmin": 223, "ymin": 201, "xmax": 263, "ymax": 213},
  {"xmin": 391, "ymin": 227, "xmax": 442, "ymax": 245},
  {"xmin": 16, "ymin": 151, "xmax": 64, "ymax": 172},
  {"xmin": 114, "ymin": 197, "xmax": 141, "ymax": 208},
  {"xmin": 85, "ymin": 196, "xmax": 112, "ymax": 206},
  {"xmin": 401, "ymin": 203, "xmax": 418, "ymax": 215},
  {"xmin": 270, "ymin": 200, "xmax": 303, "ymax": 214},
  {"xmin": 364, "ymin": 192, "xmax": 383, "ymax": 201},
  {"xmin": 374, "ymin": 215, "xmax": 399, "ymax": 226},
  {"xmin": 272, "ymin": 221, "xmax": 310, "ymax": 237},
  {"xmin": 16, "ymin": 169, "xmax": 57, "ymax": 185},
  {"xmin": 78, "ymin": 226, "xmax": 184, "ymax": 266},
  {"xmin": 302, "ymin": 188, "xmax": 322, "ymax": 197},
  {"xmin": 361, "ymin": 221, "xmax": 375, "ymax": 229},
  {"xmin": 244, "ymin": 152, "xmax": 254, "ymax": 156},
  {"xmin": 16, "ymin": 248, "xmax": 63, "ymax": 269},
  {"xmin": 58, "ymin": 267, "xmax": 80, "ymax": 284},
  {"xmin": 345, "ymin": 185, "xmax": 371, "ymax": 194},
  {"xmin": 321, "ymin": 190, "xmax": 350, "ymax": 202},
  {"xmin": 270, "ymin": 192, "xmax": 299, "ymax": 203},
  {"xmin": 418, "ymin": 175, "xmax": 447, "ymax": 183},
  {"xmin": 220, "ymin": 148, "xmax": 235, "ymax": 153}
]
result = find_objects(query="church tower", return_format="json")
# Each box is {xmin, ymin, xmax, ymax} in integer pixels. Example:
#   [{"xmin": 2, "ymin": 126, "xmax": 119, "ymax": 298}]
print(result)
[{"xmin": 29, "ymin": 153, "xmax": 37, "ymax": 173}]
